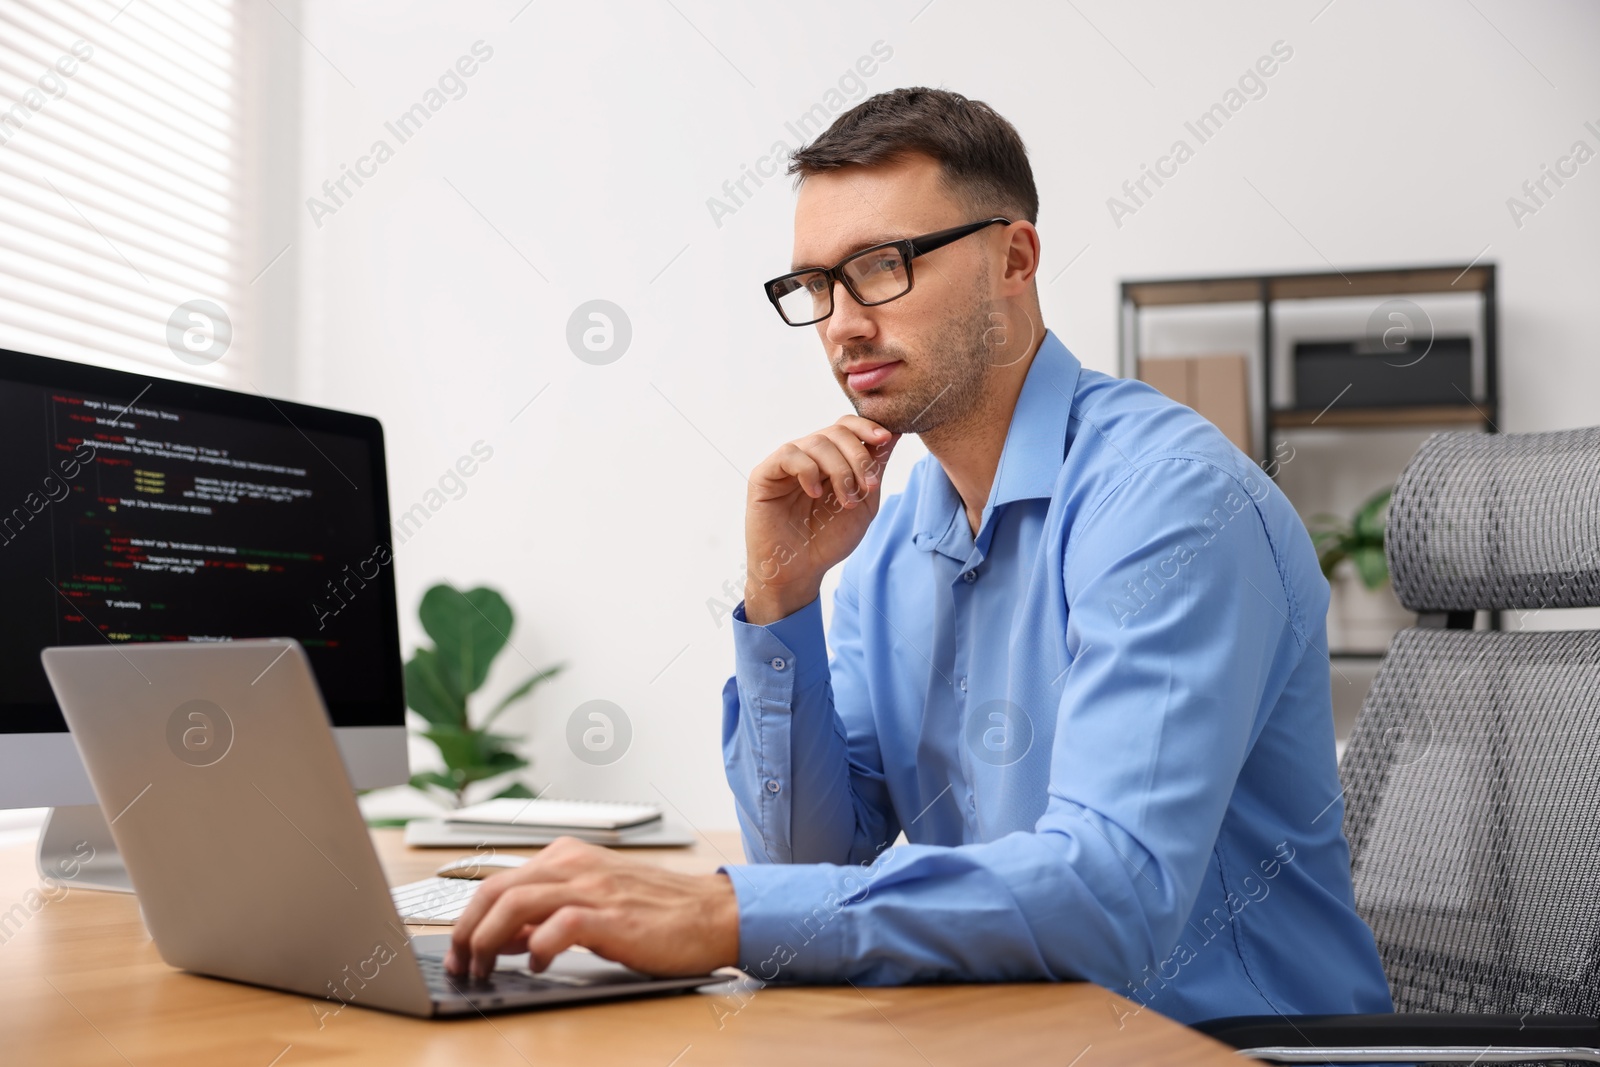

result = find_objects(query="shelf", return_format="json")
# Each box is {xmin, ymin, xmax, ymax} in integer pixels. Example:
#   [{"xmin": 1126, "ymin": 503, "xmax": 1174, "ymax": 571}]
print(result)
[
  {"xmin": 1124, "ymin": 278, "xmax": 1262, "ymax": 307},
  {"xmin": 1271, "ymin": 403, "xmax": 1491, "ymax": 430},
  {"xmin": 1269, "ymin": 266, "xmax": 1491, "ymax": 302},
  {"xmin": 1329, "ymin": 650, "xmax": 1388, "ymax": 661},
  {"xmin": 1118, "ymin": 262, "xmax": 1497, "ymax": 478},
  {"xmin": 1122, "ymin": 263, "xmax": 1492, "ymax": 308}
]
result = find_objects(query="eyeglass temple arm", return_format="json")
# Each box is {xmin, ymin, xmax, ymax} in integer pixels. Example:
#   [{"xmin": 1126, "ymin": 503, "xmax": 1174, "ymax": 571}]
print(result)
[{"xmin": 906, "ymin": 217, "xmax": 1011, "ymax": 256}]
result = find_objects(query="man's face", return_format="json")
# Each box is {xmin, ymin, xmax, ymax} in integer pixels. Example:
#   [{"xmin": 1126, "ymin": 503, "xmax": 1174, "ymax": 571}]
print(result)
[{"xmin": 790, "ymin": 153, "xmax": 1001, "ymax": 435}]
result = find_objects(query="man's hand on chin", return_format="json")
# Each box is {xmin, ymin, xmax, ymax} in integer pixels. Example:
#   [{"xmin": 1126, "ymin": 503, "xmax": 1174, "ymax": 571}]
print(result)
[{"xmin": 443, "ymin": 836, "xmax": 740, "ymax": 979}]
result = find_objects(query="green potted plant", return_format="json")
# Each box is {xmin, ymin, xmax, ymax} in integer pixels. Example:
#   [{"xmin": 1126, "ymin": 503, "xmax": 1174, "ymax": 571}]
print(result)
[
  {"xmin": 402, "ymin": 583, "xmax": 564, "ymax": 810},
  {"xmin": 1308, "ymin": 487, "xmax": 1408, "ymax": 652},
  {"xmin": 1309, "ymin": 487, "xmax": 1392, "ymax": 589}
]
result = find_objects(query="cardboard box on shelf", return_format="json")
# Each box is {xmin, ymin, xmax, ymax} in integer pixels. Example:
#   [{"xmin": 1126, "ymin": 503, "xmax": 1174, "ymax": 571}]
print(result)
[{"xmin": 1137, "ymin": 354, "xmax": 1252, "ymax": 456}]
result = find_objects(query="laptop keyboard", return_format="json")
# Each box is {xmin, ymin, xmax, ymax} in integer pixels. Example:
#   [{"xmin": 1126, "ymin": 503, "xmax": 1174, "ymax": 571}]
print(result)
[
  {"xmin": 391, "ymin": 876, "xmax": 479, "ymax": 924},
  {"xmin": 415, "ymin": 953, "xmax": 573, "ymax": 1000}
]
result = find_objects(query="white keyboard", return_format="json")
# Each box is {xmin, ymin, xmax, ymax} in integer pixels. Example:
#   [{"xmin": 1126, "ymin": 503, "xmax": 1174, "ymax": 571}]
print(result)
[{"xmin": 392, "ymin": 876, "xmax": 480, "ymax": 925}]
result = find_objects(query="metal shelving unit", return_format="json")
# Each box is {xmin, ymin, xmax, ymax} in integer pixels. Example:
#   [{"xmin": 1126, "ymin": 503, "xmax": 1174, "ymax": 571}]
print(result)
[
  {"xmin": 1117, "ymin": 263, "xmax": 1501, "ymax": 658},
  {"xmin": 1119, "ymin": 263, "xmax": 1498, "ymax": 465}
]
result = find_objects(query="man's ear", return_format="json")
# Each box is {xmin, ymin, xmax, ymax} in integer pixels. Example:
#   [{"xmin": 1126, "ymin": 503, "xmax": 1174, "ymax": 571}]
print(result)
[{"xmin": 999, "ymin": 221, "xmax": 1041, "ymax": 294}]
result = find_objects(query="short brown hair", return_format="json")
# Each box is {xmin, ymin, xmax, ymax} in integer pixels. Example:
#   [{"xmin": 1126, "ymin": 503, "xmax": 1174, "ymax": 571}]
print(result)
[{"xmin": 787, "ymin": 87, "xmax": 1039, "ymax": 224}]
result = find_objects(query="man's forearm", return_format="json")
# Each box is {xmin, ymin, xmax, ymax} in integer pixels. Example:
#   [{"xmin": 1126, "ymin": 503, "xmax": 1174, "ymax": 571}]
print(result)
[
  {"xmin": 720, "ymin": 820, "xmax": 1156, "ymax": 989},
  {"xmin": 723, "ymin": 597, "xmax": 893, "ymax": 865}
]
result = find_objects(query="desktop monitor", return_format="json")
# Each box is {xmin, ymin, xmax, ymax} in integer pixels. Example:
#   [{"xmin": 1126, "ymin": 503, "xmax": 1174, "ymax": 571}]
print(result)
[{"xmin": 0, "ymin": 347, "xmax": 407, "ymax": 885}]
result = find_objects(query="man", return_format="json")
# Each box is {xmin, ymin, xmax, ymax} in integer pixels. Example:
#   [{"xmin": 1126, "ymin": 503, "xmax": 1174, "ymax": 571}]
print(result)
[{"xmin": 448, "ymin": 87, "xmax": 1392, "ymax": 1024}]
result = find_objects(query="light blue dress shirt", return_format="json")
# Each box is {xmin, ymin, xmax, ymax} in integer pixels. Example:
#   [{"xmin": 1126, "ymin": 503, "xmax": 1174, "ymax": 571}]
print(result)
[{"xmin": 719, "ymin": 329, "xmax": 1393, "ymax": 1023}]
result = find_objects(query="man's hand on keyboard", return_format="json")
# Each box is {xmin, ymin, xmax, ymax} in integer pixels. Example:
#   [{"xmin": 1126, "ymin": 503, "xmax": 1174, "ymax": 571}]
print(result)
[{"xmin": 443, "ymin": 836, "xmax": 739, "ymax": 979}]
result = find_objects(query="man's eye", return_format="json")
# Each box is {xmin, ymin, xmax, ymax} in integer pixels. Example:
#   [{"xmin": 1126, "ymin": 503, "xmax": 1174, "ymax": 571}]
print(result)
[{"xmin": 806, "ymin": 276, "xmax": 829, "ymax": 294}]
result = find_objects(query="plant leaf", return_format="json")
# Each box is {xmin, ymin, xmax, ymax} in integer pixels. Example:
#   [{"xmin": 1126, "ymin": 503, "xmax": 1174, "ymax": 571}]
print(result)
[
  {"xmin": 1353, "ymin": 488, "xmax": 1393, "ymax": 541},
  {"xmin": 422, "ymin": 724, "xmax": 486, "ymax": 772},
  {"xmin": 422, "ymin": 724, "xmax": 526, "ymax": 778},
  {"xmin": 408, "ymin": 769, "xmax": 461, "ymax": 805},
  {"xmin": 1317, "ymin": 546, "xmax": 1348, "ymax": 579},
  {"xmin": 419, "ymin": 584, "xmax": 513, "ymax": 699},
  {"xmin": 411, "ymin": 769, "xmax": 459, "ymax": 790},
  {"xmin": 454, "ymin": 751, "xmax": 529, "ymax": 787},
  {"xmin": 404, "ymin": 649, "xmax": 464, "ymax": 727},
  {"xmin": 1306, "ymin": 512, "xmax": 1347, "ymax": 532},
  {"xmin": 1308, "ymin": 528, "xmax": 1346, "ymax": 549},
  {"xmin": 493, "ymin": 781, "xmax": 535, "ymax": 799},
  {"xmin": 483, "ymin": 663, "xmax": 566, "ymax": 727},
  {"xmin": 481, "ymin": 748, "xmax": 528, "ymax": 772},
  {"xmin": 1352, "ymin": 545, "xmax": 1389, "ymax": 589}
]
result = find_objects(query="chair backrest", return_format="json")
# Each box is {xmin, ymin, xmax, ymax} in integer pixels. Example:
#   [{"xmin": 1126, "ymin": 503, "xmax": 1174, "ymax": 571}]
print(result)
[{"xmin": 1340, "ymin": 427, "xmax": 1600, "ymax": 1014}]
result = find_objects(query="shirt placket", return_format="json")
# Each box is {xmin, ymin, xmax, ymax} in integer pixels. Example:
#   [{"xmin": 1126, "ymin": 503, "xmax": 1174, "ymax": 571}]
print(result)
[{"xmin": 949, "ymin": 540, "xmax": 988, "ymax": 837}]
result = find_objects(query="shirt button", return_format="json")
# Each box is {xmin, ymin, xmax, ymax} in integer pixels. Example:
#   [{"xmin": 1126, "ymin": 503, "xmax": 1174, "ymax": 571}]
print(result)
[
  {"xmin": 958, "ymin": 676, "xmax": 968, "ymax": 692},
  {"xmin": 769, "ymin": 657, "xmax": 787, "ymax": 671},
  {"xmin": 765, "ymin": 779, "xmax": 781, "ymax": 794},
  {"xmin": 962, "ymin": 569, "xmax": 977, "ymax": 583}
]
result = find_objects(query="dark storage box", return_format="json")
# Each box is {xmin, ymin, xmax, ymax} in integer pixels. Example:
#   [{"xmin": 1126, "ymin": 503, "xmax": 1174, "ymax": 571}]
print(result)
[{"xmin": 1292, "ymin": 336, "xmax": 1472, "ymax": 410}]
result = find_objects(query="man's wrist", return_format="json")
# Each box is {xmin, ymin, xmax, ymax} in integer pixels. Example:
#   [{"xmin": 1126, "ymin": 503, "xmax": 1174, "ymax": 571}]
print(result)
[
  {"xmin": 742, "ymin": 581, "xmax": 820, "ymax": 625},
  {"xmin": 708, "ymin": 871, "xmax": 741, "ymax": 969}
]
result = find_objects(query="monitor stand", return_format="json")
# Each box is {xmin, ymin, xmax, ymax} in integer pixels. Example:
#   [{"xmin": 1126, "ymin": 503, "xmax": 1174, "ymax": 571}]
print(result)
[{"xmin": 37, "ymin": 804, "xmax": 133, "ymax": 894}]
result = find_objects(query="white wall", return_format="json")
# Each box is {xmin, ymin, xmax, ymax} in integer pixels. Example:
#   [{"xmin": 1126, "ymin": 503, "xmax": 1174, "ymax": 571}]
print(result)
[{"xmin": 284, "ymin": 0, "xmax": 1600, "ymax": 828}]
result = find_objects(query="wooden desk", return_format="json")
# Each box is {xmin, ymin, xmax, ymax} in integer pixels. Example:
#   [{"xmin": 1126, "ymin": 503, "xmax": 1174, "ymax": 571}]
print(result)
[{"xmin": 0, "ymin": 827, "xmax": 1240, "ymax": 1066}]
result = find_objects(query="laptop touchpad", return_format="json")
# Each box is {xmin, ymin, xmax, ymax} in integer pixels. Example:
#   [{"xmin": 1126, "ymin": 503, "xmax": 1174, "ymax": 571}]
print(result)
[{"xmin": 409, "ymin": 933, "xmax": 651, "ymax": 986}]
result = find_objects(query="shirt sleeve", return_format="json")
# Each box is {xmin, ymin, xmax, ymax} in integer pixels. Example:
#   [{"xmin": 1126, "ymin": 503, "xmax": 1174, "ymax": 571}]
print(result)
[
  {"xmin": 720, "ymin": 457, "xmax": 1303, "ymax": 987},
  {"xmin": 720, "ymin": 557, "xmax": 899, "ymax": 868}
]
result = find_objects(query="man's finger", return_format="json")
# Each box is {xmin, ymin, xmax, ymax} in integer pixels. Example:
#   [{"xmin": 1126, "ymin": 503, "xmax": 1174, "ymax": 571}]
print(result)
[
  {"xmin": 447, "ymin": 876, "xmax": 507, "ymax": 971},
  {"xmin": 466, "ymin": 883, "xmax": 592, "ymax": 977},
  {"xmin": 493, "ymin": 923, "xmax": 536, "ymax": 956},
  {"xmin": 834, "ymin": 414, "xmax": 893, "ymax": 445},
  {"xmin": 447, "ymin": 862, "xmax": 582, "ymax": 973},
  {"xmin": 444, "ymin": 922, "xmax": 537, "ymax": 976},
  {"xmin": 794, "ymin": 433, "xmax": 861, "ymax": 507},
  {"xmin": 818, "ymin": 425, "xmax": 879, "ymax": 499},
  {"xmin": 525, "ymin": 905, "xmax": 603, "ymax": 972},
  {"xmin": 444, "ymin": 838, "xmax": 605, "ymax": 952},
  {"xmin": 772, "ymin": 444, "xmax": 825, "ymax": 498}
]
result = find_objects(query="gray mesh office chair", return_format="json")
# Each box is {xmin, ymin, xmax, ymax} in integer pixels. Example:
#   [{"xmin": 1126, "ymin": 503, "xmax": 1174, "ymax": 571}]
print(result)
[{"xmin": 1197, "ymin": 427, "xmax": 1600, "ymax": 1063}]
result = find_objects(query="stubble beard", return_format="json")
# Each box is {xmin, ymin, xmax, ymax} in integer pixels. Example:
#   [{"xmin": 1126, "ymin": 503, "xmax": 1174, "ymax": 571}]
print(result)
[{"xmin": 836, "ymin": 272, "xmax": 995, "ymax": 439}]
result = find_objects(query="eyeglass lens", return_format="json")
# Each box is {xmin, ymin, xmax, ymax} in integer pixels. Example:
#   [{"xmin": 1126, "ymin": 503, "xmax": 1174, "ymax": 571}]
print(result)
[{"xmin": 771, "ymin": 244, "xmax": 911, "ymax": 324}]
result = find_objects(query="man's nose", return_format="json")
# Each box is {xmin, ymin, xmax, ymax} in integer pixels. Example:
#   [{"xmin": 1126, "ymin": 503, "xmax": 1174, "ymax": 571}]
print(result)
[{"xmin": 823, "ymin": 279, "xmax": 875, "ymax": 347}]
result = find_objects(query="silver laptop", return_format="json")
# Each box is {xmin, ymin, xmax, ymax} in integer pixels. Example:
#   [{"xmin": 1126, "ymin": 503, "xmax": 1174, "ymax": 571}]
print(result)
[{"xmin": 41, "ymin": 638, "xmax": 721, "ymax": 1017}]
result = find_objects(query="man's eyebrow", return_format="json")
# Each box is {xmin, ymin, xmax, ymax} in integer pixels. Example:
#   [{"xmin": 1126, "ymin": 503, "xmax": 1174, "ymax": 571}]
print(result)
[{"xmin": 790, "ymin": 231, "xmax": 905, "ymax": 272}]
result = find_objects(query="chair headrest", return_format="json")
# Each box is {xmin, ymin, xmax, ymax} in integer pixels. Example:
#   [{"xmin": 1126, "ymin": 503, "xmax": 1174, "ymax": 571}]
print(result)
[{"xmin": 1388, "ymin": 427, "xmax": 1600, "ymax": 612}]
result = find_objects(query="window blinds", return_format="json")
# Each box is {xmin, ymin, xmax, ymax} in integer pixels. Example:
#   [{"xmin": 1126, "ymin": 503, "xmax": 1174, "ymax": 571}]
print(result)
[{"xmin": 0, "ymin": 0, "xmax": 246, "ymax": 380}]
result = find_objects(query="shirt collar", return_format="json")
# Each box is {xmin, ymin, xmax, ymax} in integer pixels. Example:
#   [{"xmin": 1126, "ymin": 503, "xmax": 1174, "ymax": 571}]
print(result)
[{"xmin": 911, "ymin": 328, "xmax": 1083, "ymax": 555}]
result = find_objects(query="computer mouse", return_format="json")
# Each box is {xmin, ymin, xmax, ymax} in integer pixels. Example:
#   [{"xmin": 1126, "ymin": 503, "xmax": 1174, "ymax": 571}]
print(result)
[{"xmin": 435, "ymin": 855, "xmax": 530, "ymax": 879}]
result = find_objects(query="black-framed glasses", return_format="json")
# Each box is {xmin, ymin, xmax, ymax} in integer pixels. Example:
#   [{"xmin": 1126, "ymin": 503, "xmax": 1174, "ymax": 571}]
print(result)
[{"xmin": 764, "ymin": 217, "xmax": 1011, "ymax": 326}]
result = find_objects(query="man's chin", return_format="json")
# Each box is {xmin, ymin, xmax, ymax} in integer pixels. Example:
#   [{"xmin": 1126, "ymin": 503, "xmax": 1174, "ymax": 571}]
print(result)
[{"xmin": 846, "ymin": 394, "xmax": 918, "ymax": 436}]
